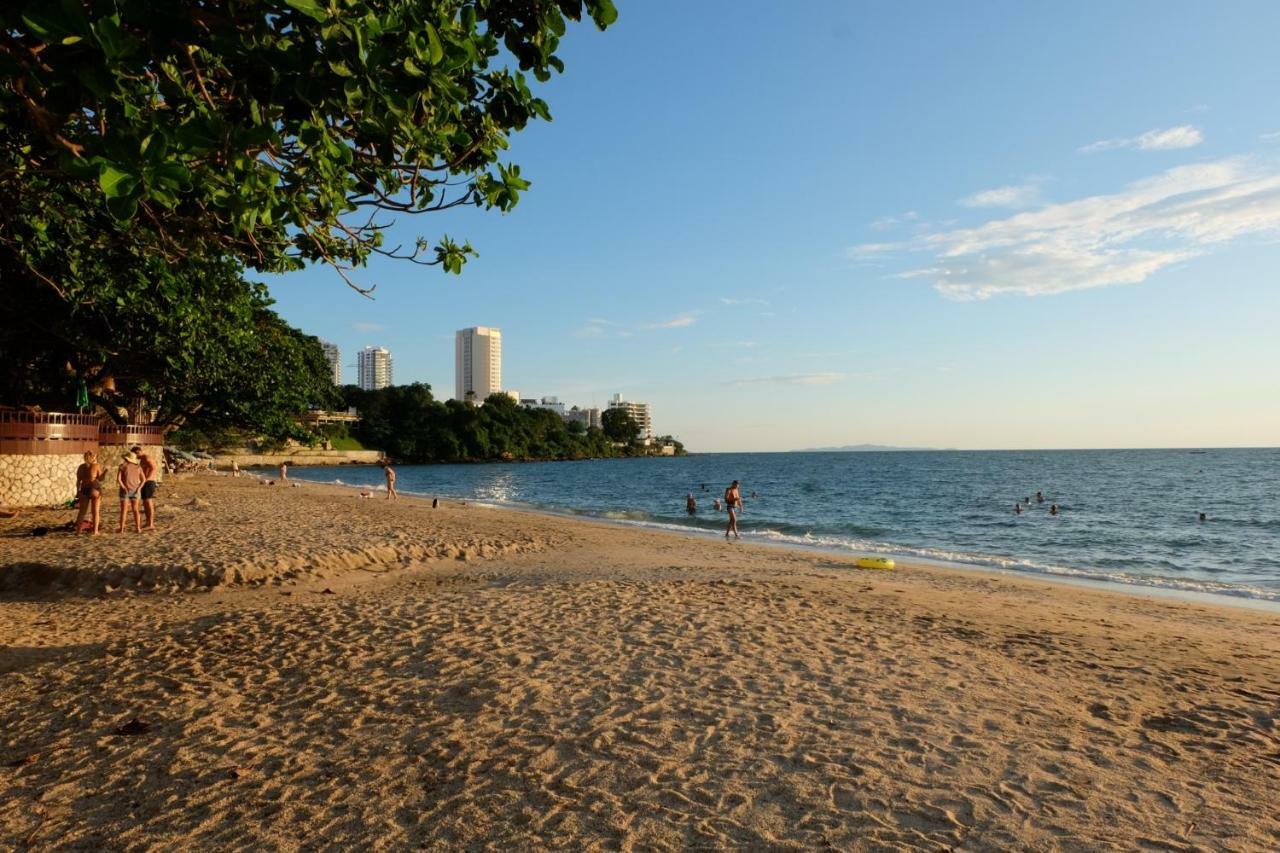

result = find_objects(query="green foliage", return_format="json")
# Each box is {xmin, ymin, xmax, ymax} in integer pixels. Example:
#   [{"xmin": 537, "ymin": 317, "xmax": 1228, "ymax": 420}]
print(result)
[
  {"xmin": 0, "ymin": 0, "xmax": 617, "ymax": 290},
  {"xmin": 601, "ymin": 407, "xmax": 641, "ymax": 443},
  {"xmin": 343, "ymin": 384, "xmax": 622, "ymax": 462},
  {"xmin": 0, "ymin": 186, "xmax": 336, "ymax": 437}
]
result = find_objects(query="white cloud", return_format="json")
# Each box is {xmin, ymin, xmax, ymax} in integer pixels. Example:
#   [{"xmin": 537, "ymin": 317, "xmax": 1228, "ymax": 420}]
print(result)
[
  {"xmin": 573, "ymin": 317, "xmax": 614, "ymax": 338},
  {"xmin": 730, "ymin": 372, "xmax": 845, "ymax": 387},
  {"xmin": 1260, "ymin": 130, "xmax": 1280, "ymax": 142},
  {"xmin": 960, "ymin": 183, "xmax": 1040, "ymax": 209},
  {"xmin": 852, "ymin": 156, "xmax": 1280, "ymax": 299},
  {"xmin": 353, "ymin": 322, "xmax": 384, "ymax": 333},
  {"xmin": 1079, "ymin": 124, "xmax": 1203, "ymax": 154},
  {"xmin": 646, "ymin": 314, "xmax": 697, "ymax": 329},
  {"xmin": 870, "ymin": 211, "xmax": 919, "ymax": 230}
]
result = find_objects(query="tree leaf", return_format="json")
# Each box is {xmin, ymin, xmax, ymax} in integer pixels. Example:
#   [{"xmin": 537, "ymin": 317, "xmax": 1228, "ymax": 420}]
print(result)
[{"xmin": 284, "ymin": 0, "xmax": 329, "ymax": 23}]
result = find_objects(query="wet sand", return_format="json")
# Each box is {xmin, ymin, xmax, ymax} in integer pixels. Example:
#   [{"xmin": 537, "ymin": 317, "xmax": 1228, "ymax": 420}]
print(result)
[{"xmin": 2, "ymin": 475, "xmax": 1279, "ymax": 850}]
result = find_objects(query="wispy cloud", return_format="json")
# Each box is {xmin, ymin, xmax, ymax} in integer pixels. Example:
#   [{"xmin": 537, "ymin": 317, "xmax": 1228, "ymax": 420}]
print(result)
[
  {"xmin": 960, "ymin": 183, "xmax": 1040, "ymax": 209},
  {"xmin": 730, "ymin": 372, "xmax": 846, "ymax": 387},
  {"xmin": 719, "ymin": 297, "xmax": 770, "ymax": 306},
  {"xmin": 1260, "ymin": 130, "xmax": 1280, "ymax": 142},
  {"xmin": 646, "ymin": 313, "xmax": 697, "ymax": 329},
  {"xmin": 353, "ymin": 322, "xmax": 384, "ymax": 333},
  {"xmin": 1079, "ymin": 124, "xmax": 1203, "ymax": 154},
  {"xmin": 870, "ymin": 211, "xmax": 919, "ymax": 231},
  {"xmin": 851, "ymin": 156, "xmax": 1280, "ymax": 300},
  {"xmin": 573, "ymin": 317, "xmax": 614, "ymax": 338}
]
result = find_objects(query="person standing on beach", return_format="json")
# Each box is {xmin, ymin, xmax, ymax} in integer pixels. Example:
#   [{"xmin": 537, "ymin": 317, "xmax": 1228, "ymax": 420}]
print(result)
[
  {"xmin": 231, "ymin": 460, "xmax": 240, "ymax": 478},
  {"xmin": 74, "ymin": 451, "xmax": 102, "ymax": 535},
  {"xmin": 116, "ymin": 451, "xmax": 145, "ymax": 533},
  {"xmin": 384, "ymin": 464, "xmax": 398, "ymax": 500},
  {"xmin": 724, "ymin": 480, "xmax": 742, "ymax": 540},
  {"xmin": 686, "ymin": 493, "xmax": 697, "ymax": 514},
  {"xmin": 134, "ymin": 446, "xmax": 159, "ymax": 531},
  {"xmin": 279, "ymin": 461, "xmax": 289, "ymax": 482}
]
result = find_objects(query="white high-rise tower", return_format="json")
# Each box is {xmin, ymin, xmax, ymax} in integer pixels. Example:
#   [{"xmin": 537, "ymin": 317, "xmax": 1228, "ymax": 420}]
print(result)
[
  {"xmin": 455, "ymin": 327, "xmax": 502, "ymax": 402},
  {"xmin": 357, "ymin": 346, "xmax": 393, "ymax": 390},
  {"xmin": 319, "ymin": 340, "xmax": 342, "ymax": 385}
]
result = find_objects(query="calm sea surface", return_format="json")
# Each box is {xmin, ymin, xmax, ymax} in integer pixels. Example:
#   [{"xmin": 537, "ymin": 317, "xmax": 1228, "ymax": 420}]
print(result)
[{"xmin": 292, "ymin": 449, "xmax": 1280, "ymax": 602}]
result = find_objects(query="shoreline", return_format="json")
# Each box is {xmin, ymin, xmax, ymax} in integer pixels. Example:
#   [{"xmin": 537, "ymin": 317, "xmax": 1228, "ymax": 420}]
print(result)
[{"xmin": 289, "ymin": 469, "xmax": 1280, "ymax": 613}]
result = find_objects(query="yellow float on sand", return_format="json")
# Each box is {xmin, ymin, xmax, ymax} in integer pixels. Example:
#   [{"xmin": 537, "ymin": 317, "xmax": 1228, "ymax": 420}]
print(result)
[{"xmin": 855, "ymin": 556, "xmax": 895, "ymax": 570}]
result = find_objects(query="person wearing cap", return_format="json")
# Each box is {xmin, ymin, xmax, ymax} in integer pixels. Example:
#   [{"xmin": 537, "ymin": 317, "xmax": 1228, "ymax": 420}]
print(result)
[
  {"xmin": 132, "ymin": 445, "xmax": 160, "ymax": 531},
  {"xmin": 116, "ymin": 451, "xmax": 146, "ymax": 533}
]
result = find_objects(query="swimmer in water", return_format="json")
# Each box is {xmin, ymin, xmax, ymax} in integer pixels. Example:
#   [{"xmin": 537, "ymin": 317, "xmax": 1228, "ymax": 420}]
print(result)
[
  {"xmin": 686, "ymin": 493, "xmax": 697, "ymax": 514},
  {"xmin": 1049, "ymin": 504, "xmax": 1059, "ymax": 516},
  {"xmin": 1036, "ymin": 491, "xmax": 1045, "ymax": 504},
  {"xmin": 1014, "ymin": 503, "xmax": 1022, "ymax": 515},
  {"xmin": 1198, "ymin": 512, "xmax": 1207, "ymax": 522}
]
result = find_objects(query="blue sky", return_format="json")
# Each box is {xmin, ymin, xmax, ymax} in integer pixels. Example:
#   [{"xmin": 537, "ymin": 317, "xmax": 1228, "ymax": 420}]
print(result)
[{"xmin": 267, "ymin": 1, "xmax": 1280, "ymax": 451}]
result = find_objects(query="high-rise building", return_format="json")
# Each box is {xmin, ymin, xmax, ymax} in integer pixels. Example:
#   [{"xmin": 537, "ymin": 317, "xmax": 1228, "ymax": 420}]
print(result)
[
  {"xmin": 607, "ymin": 393, "xmax": 652, "ymax": 438},
  {"xmin": 357, "ymin": 346, "xmax": 393, "ymax": 390},
  {"xmin": 455, "ymin": 326, "xmax": 502, "ymax": 402},
  {"xmin": 319, "ymin": 340, "xmax": 342, "ymax": 385}
]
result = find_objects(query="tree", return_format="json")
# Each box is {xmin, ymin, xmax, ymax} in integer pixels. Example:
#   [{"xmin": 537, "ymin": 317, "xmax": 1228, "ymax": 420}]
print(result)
[
  {"xmin": 0, "ymin": 0, "xmax": 617, "ymax": 294},
  {"xmin": 601, "ymin": 407, "xmax": 640, "ymax": 444},
  {"xmin": 0, "ymin": 185, "xmax": 335, "ymax": 434}
]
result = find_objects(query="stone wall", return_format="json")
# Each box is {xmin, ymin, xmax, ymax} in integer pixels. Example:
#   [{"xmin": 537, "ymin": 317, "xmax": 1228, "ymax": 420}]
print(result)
[
  {"xmin": 0, "ymin": 453, "xmax": 82, "ymax": 508},
  {"xmin": 97, "ymin": 444, "xmax": 165, "ymax": 482}
]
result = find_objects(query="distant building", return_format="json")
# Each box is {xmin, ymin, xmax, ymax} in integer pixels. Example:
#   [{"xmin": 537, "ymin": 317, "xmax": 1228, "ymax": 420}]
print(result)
[
  {"xmin": 564, "ymin": 406, "xmax": 602, "ymax": 430},
  {"xmin": 607, "ymin": 393, "xmax": 652, "ymax": 438},
  {"xmin": 357, "ymin": 346, "xmax": 393, "ymax": 391},
  {"xmin": 522, "ymin": 396, "xmax": 566, "ymax": 416},
  {"xmin": 455, "ymin": 326, "xmax": 502, "ymax": 402},
  {"xmin": 319, "ymin": 340, "xmax": 341, "ymax": 385}
]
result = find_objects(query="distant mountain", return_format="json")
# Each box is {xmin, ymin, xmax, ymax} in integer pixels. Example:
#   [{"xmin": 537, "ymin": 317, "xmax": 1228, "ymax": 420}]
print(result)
[{"xmin": 792, "ymin": 444, "xmax": 942, "ymax": 452}]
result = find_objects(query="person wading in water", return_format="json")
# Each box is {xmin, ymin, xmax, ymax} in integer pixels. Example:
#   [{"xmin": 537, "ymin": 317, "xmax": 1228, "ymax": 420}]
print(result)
[{"xmin": 724, "ymin": 480, "xmax": 743, "ymax": 541}]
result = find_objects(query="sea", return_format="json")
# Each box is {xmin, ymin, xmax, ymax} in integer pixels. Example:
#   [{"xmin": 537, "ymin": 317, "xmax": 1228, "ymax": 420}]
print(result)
[{"xmin": 290, "ymin": 449, "xmax": 1280, "ymax": 604}]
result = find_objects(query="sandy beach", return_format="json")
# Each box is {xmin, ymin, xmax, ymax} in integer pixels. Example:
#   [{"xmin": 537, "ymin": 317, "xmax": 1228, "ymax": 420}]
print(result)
[{"xmin": 2, "ymin": 475, "xmax": 1279, "ymax": 851}]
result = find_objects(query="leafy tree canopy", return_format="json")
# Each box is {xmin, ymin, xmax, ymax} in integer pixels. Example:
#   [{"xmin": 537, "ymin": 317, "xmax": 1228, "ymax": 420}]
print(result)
[
  {"xmin": 601, "ymin": 406, "xmax": 640, "ymax": 443},
  {"xmin": 0, "ymin": 0, "xmax": 616, "ymax": 293},
  {"xmin": 0, "ymin": 183, "xmax": 335, "ymax": 434}
]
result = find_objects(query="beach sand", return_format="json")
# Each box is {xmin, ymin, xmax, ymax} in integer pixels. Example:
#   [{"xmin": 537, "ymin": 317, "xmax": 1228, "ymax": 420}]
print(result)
[{"xmin": 2, "ymin": 475, "xmax": 1278, "ymax": 850}]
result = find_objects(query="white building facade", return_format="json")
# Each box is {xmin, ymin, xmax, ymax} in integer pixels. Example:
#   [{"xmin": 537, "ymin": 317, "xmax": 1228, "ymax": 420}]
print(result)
[
  {"xmin": 357, "ymin": 346, "xmax": 393, "ymax": 391},
  {"xmin": 319, "ymin": 340, "xmax": 342, "ymax": 385},
  {"xmin": 607, "ymin": 393, "xmax": 652, "ymax": 438},
  {"xmin": 455, "ymin": 326, "xmax": 502, "ymax": 402}
]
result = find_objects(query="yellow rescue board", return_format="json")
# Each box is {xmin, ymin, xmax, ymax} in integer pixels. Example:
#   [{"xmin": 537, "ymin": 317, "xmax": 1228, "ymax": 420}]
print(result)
[{"xmin": 856, "ymin": 556, "xmax": 895, "ymax": 570}]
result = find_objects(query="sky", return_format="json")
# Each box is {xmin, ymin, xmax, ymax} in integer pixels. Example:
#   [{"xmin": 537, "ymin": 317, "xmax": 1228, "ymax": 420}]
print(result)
[{"xmin": 266, "ymin": 1, "xmax": 1280, "ymax": 452}]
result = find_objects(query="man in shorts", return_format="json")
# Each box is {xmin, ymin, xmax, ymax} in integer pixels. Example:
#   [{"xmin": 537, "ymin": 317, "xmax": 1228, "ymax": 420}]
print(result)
[
  {"xmin": 116, "ymin": 451, "xmax": 146, "ymax": 533},
  {"xmin": 383, "ymin": 463, "xmax": 398, "ymax": 500},
  {"xmin": 133, "ymin": 445, "xmax": 159, "ymax": 530},
  {"xmin": 724, "ymin": 480, "xmax": 742, "ymax": 540}
]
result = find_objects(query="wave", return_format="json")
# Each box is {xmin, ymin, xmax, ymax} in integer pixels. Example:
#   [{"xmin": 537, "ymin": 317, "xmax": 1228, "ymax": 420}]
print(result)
[{"xmin": 286, "ymin": 472, "xmax": 1280, "ymax": 604}]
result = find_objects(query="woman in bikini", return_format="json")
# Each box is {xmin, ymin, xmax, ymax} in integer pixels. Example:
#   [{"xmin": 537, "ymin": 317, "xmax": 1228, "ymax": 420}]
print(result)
[{"xmin": 74, "ymin": 451, "xmax": 103, "ymax": 535}]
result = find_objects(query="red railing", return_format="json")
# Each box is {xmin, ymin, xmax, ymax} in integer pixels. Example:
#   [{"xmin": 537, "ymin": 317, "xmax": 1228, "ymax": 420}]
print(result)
[
  {"xmin": 0, "ymin": 411, "xmax": 100, "ymax": 455},
  {"xmin": 98, "ymin": 424, "xmax": 167, "ymax": 446}
]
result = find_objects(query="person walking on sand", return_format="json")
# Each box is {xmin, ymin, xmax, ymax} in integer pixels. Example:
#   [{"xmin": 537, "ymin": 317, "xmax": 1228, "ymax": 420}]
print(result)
[
  {"xmin": 383, "ymin": 463, "xmax": 398, "ymax": 500},
  {"xmin": 279, "ymin": 461, "xmax": 289, "ymax": 482},
  {"xmin": 231, "ymin": 459, "xmax": 240, "ymax": 478},
  {"xmin": 116, "ymin": 451, "xmax": 145, "ymax": 533},
  {"xmin": 133, "ymin": 446, "xmax": 159, "ymax": 530},
  {"xmin": 74, "ymin": 450, "xmax": 103, "ymax": 535},
  {"xmin": 724, "ymin": 480, "xmax": 743, "ymax": 540}
]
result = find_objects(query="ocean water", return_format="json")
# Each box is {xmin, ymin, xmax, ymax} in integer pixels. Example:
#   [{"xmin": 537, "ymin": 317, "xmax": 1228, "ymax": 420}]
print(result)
[{"xmin": 291, "ymin": 449, "xmax": 1280, "ymax": 602}]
